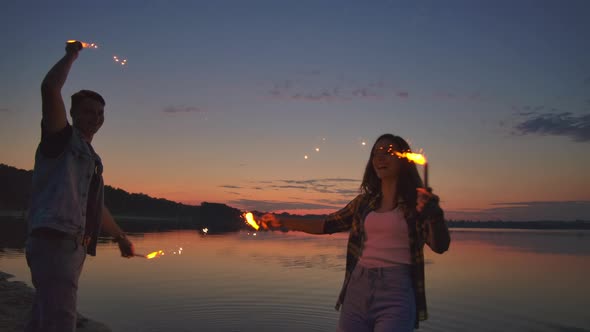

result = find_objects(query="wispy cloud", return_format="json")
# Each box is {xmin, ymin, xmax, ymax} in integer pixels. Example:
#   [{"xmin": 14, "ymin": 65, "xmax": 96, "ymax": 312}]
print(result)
[
  {"xmin": 267, "ymin": 77, "xmax": 388, "ymax": 103},
  {"xmin": 512, "ymin": 111, "xmax": 590, "ymax": 142},
  {"xmin": 220, "ymin": 185, "xmax": 242, "ymax": 189},
  {"xmin": 268, "ymin": 178, "xmax": 360, "ymax": 195},
  {"xmin": 163, "ymin": 106, "xmax": 204, "ymax": 114},
  {"xmin": 0, "ymin": 108, "xmax": 10, "ymax": 113},
  {"xmin": 448, "ymin": 201, "xmax": 590, "ymax": 221},
  {"xmin": 228, "ymin": 198, "xmax": 338, "ymax": 211}
]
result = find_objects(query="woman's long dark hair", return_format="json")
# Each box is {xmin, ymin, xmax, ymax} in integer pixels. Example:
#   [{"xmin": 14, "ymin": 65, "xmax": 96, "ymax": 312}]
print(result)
[{"xmin": 360, "ymin": 134, "xmax": 423, "ymax": 209}]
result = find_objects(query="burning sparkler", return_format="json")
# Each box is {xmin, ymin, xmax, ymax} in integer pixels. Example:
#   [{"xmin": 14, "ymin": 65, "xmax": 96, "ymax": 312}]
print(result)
[
  {"xmin": 66, "ymin": 39, "xmax": 127, "ymax": 67},
  {"xmin": 67, "ymin": 40, "xmax": 98, "ymax": 49},
  {"xmin": 134, "ymin": 250, "xmax": 165, "ymax": 259},
  {"xmin": 389, "ymin": 146, "xmax": 429, "ymax": 188},
  {"xmin": 243, "ymin": 212, "xmax": 260, "ymax": 230}
]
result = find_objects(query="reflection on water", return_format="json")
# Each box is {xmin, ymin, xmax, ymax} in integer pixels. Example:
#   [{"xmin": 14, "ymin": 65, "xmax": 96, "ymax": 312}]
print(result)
[
  {"xmin": 451, "ymin": 229, "xmax": 590, "ymax": 255},
  {"xmin": 1, "ymin": 224, "xmax": 589, "ymax": 332}
]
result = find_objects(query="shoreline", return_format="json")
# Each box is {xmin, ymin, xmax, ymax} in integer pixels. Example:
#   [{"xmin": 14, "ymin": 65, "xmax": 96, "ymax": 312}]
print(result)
[{"xmin": 0, "ymin": 270, "xmax": 111, "ymax": 332}]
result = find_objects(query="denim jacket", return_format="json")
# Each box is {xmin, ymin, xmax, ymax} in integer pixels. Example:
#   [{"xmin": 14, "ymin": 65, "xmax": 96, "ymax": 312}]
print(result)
[{"xmin": 28, "ymin": 126, "xmax": 104, "ymax": 240}]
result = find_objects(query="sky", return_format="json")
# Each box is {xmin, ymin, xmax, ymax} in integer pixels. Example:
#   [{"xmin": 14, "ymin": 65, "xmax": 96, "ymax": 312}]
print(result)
[{"xmin": 1, "ymin": 0, "xmax": 589, "ymax": 221}]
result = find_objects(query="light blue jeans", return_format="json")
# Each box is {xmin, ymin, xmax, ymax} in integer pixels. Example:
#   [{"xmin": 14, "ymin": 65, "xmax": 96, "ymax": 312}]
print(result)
[
  {"xmin": 337, "ymin": 264, "xmax": 416, "ymax": 332},
  {"xmin": 25, "ymin": 234, "xmax": 87, "ymax": 332}
]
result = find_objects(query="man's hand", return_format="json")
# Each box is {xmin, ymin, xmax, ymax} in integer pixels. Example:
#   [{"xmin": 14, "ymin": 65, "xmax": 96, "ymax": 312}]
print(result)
[
  {"xmin": 65, "ymin": 41, "xmax": 82, "ymax": 59},
  {"xmin": 114, "ymin": 234, "xmax": 135, "ymax": 258}
]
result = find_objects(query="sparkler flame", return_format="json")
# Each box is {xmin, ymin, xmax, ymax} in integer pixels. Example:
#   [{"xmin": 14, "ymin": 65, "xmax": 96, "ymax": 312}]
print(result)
[
  {"xmin": 67, "ymin": 40, "xmax": 98, "ymax": 49},
  {"xmin": 145, "ymin": 250, "xmax": 164, "ymax": 259},
  {"xmin": 243, "ymin": 212, "xmax": 260, "ymax": 230},
  {"xmin": 394, "ymin": 151, "xmax": 426, "ymax": 165},
  {"xmin": 388, "ymin": 146, "xmax": 429, "ymax": 187}
]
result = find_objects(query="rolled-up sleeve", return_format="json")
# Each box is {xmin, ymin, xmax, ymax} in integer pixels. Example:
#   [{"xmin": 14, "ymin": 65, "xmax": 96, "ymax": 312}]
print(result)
[{"xmin": 422, "ymin": 200, "xmax": 450, "ymax": 253}]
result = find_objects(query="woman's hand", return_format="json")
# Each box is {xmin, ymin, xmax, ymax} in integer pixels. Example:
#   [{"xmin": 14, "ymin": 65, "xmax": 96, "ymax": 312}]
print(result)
[
  {"xmin": 416, "ymin": 187, "xmax": 440, "ymax": 214},
  {"xmin": 259, "ymin": 213, "xmax": 282, "ymax": 230}
]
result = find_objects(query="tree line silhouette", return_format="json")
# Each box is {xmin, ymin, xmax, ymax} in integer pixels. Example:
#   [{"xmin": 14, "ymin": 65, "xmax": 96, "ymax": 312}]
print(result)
[{"xmin": 1, "ymin": 163, "xmax": 588, "ymax": 232}]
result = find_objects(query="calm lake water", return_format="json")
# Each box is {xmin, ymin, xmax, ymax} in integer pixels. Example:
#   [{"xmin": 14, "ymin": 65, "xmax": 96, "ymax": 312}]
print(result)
[{"xmin": 1, "ymin": 228, "xmax": 590, "ymax": 332}]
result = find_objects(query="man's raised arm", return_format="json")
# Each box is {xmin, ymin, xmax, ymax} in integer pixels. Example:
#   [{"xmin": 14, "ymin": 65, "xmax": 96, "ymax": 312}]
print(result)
[{"xmin": 41, "ymin": 41, "xmax": 82, "ymax": 134}]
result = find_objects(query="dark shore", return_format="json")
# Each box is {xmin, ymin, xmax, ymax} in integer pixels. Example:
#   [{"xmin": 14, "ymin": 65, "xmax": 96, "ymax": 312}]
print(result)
[{"xmin": 0, "ymin": 271, "xmax": 111, "ymax": 332}]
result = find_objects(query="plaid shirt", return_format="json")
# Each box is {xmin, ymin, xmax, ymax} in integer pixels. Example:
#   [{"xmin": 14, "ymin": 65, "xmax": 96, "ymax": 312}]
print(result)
[{"xmin": 323, "ymin": 192, "xmax": 449, "ymax": 328}]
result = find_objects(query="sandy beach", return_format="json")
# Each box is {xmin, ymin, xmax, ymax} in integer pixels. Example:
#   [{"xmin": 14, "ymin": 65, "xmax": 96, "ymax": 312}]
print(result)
[{"xmin": 0, "ymin": 270, "xmax": 111, "ymax": 332}]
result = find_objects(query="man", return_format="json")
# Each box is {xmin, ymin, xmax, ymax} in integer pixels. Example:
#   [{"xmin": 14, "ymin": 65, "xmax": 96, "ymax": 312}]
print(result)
[{"xmin": 25, "ymin": 41, "xmax": 135, "ymax": 332}]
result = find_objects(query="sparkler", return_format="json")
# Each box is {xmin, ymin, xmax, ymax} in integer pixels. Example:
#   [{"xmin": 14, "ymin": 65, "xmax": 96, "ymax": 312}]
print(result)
[
  {"xmin": 67, "ymin": 40, "xmax": 98, "ymax": 49},
  {"xmin": 66, "ymin": 39, "xmax": 128, "ymax": 67},
  {"xmin": 391, "ymin": 148, "xmax": 429, "ymax": 188},
  {"xmin": 243, "ymin": 212, "xmax": 260, "ymax": 230},
  {"xmin": 134, "ymin": 250, "xmax": 165, "ymax": 259}
]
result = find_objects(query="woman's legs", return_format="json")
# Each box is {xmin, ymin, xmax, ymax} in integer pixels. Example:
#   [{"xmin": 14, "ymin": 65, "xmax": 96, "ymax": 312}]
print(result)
[{"xmin": 338, "ymin": 264, "xmax": 415, "ymax": 332}]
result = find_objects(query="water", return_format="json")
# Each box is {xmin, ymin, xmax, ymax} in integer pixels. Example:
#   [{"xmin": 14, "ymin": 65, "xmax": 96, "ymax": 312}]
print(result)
[{"xmin": 1, "ymin": 228, "xmax": 589, "ymax": 332}]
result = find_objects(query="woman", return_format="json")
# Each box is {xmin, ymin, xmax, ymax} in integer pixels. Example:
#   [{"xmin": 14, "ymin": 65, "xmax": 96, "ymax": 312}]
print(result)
[{"xmin": 262, "ymin": 134, "xmax": 450, "ymax": 331}]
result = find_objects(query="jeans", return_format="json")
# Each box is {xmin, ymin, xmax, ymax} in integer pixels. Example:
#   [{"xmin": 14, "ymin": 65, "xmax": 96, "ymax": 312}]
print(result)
[
  {"xmin": 337, "ymin": 264, "xmax": 416, "ymax": 332},
  {"xmin": 25, "ymin": 233, "xmax": 87, "ymax": 332}
]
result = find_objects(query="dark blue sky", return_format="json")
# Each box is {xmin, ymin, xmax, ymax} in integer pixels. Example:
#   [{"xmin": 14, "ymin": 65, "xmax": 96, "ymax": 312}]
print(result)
[{"xmin": 1, "ymin": 0, "xmax": 589, "ymax": 220}]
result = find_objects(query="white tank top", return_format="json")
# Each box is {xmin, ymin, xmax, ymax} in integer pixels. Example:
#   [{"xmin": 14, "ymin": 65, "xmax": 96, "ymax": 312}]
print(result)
[{"xmin": 358, "ymin": 207, "xmax": 411, "ymax": 268}]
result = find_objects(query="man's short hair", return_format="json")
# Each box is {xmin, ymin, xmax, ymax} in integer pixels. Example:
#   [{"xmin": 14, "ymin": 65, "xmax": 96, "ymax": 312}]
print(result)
[{"xmin": 71, "ymin": 90, "xmax": 105, "ymax": 110}]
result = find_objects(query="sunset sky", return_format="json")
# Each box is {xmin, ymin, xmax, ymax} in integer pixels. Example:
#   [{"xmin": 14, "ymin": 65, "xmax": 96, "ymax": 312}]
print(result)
[{"xmin": 1, "ymin": 1, "xmax": 589, "ymax": 221}]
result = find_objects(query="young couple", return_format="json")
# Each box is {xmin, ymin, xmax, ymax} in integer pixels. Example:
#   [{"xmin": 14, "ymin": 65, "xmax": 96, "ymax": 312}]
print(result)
[{"xmin": 26, "ymin": 41, "xmax": 449, "ymax": 332}]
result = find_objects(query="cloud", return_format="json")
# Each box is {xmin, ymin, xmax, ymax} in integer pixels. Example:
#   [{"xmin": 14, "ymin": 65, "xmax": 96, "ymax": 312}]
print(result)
[
  {"xmin": 396, "ymin": 91, "xmax": 409, "ymax": 98},
  {"xmin": 228, "ymin": 198, "xmax": 338, "ymax": 211},
  {"xmin": 220, "ymin": 185, "xmax": 242, "ymax": 189},
  {"xmin": 447, "ymin": 201, "xmax": 590, "ymax": 221},
  {"xmin": 267, "ymin": 77, "xmax": 388, "ymax": 103},
  {"xmin": 512, "ymin": 111, "xmax": 590, "ymax": 142},
  {"xmin": 267, "ymin": 178, "xmax": 360, "ymax": 195},
  {"xmin": 223, "ymin": 178, "xmax": 360, "ymax": 211},
  {"xmin": 0, "ymin": 108, "xmax": 10, "ymax": 113},
  {"xmin": 163, "ymin": 106, "xmax": 204, "ymax": 114}
]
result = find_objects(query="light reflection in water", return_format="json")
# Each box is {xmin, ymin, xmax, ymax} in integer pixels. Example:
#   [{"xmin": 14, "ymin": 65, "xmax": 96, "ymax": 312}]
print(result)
[{"xmin": 1, "ymin": 228, "xmax": 589, "ymax": 331}]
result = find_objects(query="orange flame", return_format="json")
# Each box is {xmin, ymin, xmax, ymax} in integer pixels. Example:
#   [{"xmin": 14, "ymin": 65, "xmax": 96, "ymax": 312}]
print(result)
[
  {"xmin": 67, "ymin": 40, "xmax": 98, "ymax": 49},
  {"xmin": 394, "ymin": 151, "xmax": 427, "ymax": 165},
  {"xmin": 145, "ymin": 250, "xmax": 164, "ymax": 259},
  {"xmin": 243, "ymin": 212, "xmax": 260, "ymax": 230}
]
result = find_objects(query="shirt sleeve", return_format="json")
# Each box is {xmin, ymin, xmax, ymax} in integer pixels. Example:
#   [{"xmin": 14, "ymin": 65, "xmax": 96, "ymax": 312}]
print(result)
[
  {"xmin": 40, "ymin": 122, "xmax": 73, "ymax": 158},
  {"xmin": 421, "ymin": 200, "xmax": 450, "ymax": 253},
  {"xmin": 323, "ymin": 194, "xmax": 364, "ymax": 234}
]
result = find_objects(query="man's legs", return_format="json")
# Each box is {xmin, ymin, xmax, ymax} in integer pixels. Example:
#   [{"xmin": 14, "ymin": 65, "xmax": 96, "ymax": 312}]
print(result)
[{"xmin": 25, "ymin": 234, "xmax": 86, "ymax": 332}]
